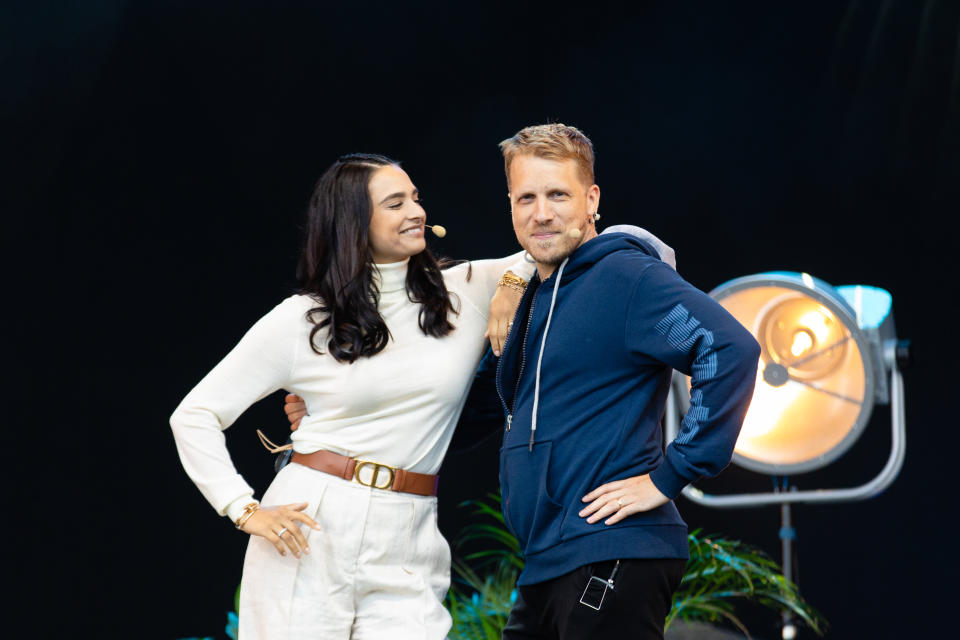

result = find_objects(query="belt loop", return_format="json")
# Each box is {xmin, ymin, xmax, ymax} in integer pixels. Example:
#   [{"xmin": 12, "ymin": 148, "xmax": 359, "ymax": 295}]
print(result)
[
  {"xmin": 392, "ymin": 468, "xmax": 407, "ymax": 493},
  {"xmin": 343, "ymin": 457, "xmax": 357, "ymax": 481}
]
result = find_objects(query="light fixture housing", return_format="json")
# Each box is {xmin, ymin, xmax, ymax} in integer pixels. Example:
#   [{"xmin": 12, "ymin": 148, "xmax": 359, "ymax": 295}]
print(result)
[
  {"xmin": 711, "ymin": 272, "xmax": 885, "ymax": 474},
  {"xmin": 667, "ymin": 271, "xmax": 905, "ymax": 505}
]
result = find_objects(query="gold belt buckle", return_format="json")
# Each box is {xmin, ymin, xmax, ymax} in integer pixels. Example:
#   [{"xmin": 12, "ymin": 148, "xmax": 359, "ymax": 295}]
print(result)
[{"xmin": 354, "ymin": 460, "xmax": 397, "ymax": 490}]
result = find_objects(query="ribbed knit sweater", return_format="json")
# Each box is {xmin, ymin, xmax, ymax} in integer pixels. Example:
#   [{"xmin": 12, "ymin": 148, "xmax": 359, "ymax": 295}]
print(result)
[{"xmin": 170, "ymin": 253, "xmax": 532, "ymax": 523}]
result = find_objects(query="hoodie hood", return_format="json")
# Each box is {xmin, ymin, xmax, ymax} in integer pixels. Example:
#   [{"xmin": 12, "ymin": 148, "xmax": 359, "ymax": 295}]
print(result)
[
  {"xmin": 496, "ymin": 230, "xmax": 671, "ymax": 422},
  {"xmin": 515, "ymin": 231, "xmax": 669, "ymax": 450},
  {"xmin": 538, "ymin": 231, "xmax": 664, "ymax": 286}
]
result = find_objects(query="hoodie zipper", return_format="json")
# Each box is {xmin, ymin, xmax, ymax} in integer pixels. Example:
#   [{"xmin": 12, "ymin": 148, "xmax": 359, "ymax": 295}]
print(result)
[
  {"xmin": 495, "ymin": 284, "xmax": 538, "ymax": 539},
  {"xmin": 496, "ymin": 285, "xmax": 539, "ymax": 433}
]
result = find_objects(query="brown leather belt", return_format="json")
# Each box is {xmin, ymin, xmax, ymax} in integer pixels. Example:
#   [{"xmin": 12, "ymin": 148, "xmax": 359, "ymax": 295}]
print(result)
[{"xmin": 291, "ymin": 450, "xmax": 438, "ymax": 497}]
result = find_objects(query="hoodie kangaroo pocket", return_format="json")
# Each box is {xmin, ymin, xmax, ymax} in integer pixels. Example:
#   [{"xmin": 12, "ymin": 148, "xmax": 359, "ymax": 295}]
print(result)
[{"xmin": 500, "ymin": 441, "xmax": 565, "ymax": 555}]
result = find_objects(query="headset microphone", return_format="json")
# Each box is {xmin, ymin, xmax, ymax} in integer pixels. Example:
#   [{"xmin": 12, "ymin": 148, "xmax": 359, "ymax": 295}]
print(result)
[{"xmin": 425, "ymin": 224, "xmax": 447, "ymax": 238}]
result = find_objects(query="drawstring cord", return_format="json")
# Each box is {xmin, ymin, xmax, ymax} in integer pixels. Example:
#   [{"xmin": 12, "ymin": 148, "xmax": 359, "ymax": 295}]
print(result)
[
  {"xmin": 530, "ymin": 258, "xmax": 568, "ymax": 451},
  {"xmin": 257, "ymin": 429, "xmax": 293, "ymax": 453}
]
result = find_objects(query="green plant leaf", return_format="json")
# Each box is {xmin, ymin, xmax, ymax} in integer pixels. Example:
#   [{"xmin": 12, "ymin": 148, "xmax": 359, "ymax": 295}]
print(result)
[{"xmin": 446, "ymin": 494, "xmax": 827, "ymax": 639}]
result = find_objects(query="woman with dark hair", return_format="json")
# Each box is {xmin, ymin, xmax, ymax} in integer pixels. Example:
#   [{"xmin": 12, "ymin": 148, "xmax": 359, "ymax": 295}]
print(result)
[
  {"xmin": 170, "ymin": 154, "xmax": 537, "ymax": 640},
  {"xmin": 170, "ymin": 152, "xmax": 672, "ymax": 639}
]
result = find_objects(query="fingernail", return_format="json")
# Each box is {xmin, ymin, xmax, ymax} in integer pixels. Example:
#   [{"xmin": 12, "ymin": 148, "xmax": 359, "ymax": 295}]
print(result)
[
  {"xmin": 578, "ymin": 509, "xmax": 585, "ymax": 516},
  {"xmin": 304, "ymin": 547, "xmax": 311, "ymax": 554},
  {"xmin": 493, "ymin": 350, "xmax": 500, "ymax": 356}
]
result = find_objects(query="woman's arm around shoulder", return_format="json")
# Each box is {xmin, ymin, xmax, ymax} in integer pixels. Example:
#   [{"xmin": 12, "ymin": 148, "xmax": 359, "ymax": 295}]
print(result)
[{"xmin": 443, "ymin": 250, "xmax": 534, "ymax": 316}]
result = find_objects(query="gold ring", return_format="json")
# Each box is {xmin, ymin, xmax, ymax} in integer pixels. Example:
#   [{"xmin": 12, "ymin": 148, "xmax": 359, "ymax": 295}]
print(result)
[{"xmin": 616, "ymin": 498, "xmax": 624, "ymax": 509}]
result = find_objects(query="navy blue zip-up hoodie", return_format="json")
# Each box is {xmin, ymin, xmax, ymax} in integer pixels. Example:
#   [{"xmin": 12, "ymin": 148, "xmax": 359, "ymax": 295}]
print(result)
[{"xmin": 496, "ymin": 232, "xmax": 760, "ymax": 586}]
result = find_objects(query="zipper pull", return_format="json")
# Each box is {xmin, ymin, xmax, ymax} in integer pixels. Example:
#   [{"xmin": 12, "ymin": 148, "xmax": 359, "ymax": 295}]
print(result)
[{"xmin": 506, "ymin": 414, "xmax": 512, "ymax": 432}]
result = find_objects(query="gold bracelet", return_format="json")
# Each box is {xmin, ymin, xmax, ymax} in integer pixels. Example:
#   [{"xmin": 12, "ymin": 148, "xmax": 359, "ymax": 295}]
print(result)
[
  {"xmin": 234, "ymin": 501, "xmax": 260, "ymax": 530},
  {"xmin": 497, "ymin": 271, "xmax": 527, "ymax": 293}
]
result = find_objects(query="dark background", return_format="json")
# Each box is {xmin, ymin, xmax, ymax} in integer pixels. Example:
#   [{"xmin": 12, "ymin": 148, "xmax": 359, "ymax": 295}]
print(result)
[{"xmin": 7, "ymin": 1, "xmax": 957, "ymax": 638}]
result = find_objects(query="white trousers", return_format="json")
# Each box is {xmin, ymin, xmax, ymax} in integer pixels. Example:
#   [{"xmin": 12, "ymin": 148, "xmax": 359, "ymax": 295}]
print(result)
[{"xmin": 238, "ymin": 461, "xmax": 452, "ymax": 640}]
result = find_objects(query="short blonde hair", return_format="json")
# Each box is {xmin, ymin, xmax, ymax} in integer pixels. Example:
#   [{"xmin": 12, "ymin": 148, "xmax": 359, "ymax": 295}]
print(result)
[{"xmin": 499, "ymin": 123, "xmax": 595, "ymax": 188}]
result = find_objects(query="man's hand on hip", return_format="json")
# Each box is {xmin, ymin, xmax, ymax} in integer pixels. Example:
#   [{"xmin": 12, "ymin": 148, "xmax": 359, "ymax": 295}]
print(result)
[{"xmin": 579, "ymin": 474, "xmax": 669, "ymax": 525}]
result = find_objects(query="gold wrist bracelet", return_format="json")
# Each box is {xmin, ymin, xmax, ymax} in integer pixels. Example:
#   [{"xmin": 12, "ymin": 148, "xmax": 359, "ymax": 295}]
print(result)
[
  {"xmin": 235, "ymin": 501, "xmax": 260, "ymax": 530},
  {"xmin": 497, "ymin": 271, "xmax": 527, "ymax": 293}
]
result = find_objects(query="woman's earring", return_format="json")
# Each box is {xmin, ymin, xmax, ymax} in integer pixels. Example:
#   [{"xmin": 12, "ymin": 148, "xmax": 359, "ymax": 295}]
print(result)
[{"xmin": 592, "ymin": 211, "xmax": 601, "ymax": 222}]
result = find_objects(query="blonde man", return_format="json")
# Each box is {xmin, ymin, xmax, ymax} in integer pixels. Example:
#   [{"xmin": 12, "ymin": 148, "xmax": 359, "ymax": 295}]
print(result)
[{"xmin": 495, "ymin": 123, "xmax": 759, "ymax": 639}]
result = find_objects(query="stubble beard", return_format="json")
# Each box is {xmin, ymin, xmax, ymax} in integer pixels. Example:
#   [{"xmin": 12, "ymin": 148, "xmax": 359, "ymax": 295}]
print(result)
[{"xmin": 526, "ymin": 235, "xmax": 579, "ymax": 268}]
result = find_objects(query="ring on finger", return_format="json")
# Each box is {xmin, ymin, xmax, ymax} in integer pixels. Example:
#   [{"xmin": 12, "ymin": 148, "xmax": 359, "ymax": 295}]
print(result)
[
  {"xmin": 616, "ymin": 498, "xmax": 624, "ymax": 509},
  {"xmin": 276, "ymin": 527, "xmax": 288, "ymax": 537}
]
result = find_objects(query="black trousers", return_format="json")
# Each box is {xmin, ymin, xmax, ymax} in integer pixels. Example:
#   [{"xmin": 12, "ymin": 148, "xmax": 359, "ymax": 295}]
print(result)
[{"xmin": 502, "ymin": 558, "xmax": 686, "ymax": 640}]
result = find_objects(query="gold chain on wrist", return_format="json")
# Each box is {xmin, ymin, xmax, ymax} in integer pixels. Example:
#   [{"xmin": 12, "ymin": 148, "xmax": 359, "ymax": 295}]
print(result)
[
  {"xmin": 497, "ymin": 271, "xmax": 527, "ymax": 293},
  {"xmin": 234, "ymin": 501, "xmax": 260, "ymax": 529}
]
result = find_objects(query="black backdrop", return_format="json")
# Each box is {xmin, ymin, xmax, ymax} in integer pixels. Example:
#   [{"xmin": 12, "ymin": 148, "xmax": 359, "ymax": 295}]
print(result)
[{"xmin": 8, "ymin": 1, "xmax": 958, "ymax": 638}]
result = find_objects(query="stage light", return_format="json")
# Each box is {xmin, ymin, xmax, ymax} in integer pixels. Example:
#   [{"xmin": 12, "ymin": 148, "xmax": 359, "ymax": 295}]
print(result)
[
  {"xmin": 668, "ymin": 272, "xmax": 906, "ymax": 501},
  {"xmin": 712, "ymin": 273, "xmax": 881, "ymax": 474},
  {"xmin": 666, "ymin": 272, "xmax": 908, "ymax": 638}
]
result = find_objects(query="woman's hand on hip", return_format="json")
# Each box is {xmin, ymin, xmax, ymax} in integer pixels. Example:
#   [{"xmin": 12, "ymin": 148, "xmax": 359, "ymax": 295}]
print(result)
[
  {"xmin": 241, "ymin": 502, "xmax": 320, "ymax": 558},
  {"xmin": 284, "ymin": 393, "xmax": 307, "ymax": 431}
]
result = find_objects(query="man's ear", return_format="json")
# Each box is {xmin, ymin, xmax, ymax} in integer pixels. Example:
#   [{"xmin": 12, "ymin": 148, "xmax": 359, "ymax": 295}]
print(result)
[{"xmin": 588, "ymin": 184, "xmax": 600, "ymax": 212}]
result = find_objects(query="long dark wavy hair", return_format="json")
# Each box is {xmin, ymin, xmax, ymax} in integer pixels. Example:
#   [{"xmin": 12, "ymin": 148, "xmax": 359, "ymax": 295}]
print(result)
[{"xmin": 297, "ymin": 153, "xmax": 457, "ymax": 363}]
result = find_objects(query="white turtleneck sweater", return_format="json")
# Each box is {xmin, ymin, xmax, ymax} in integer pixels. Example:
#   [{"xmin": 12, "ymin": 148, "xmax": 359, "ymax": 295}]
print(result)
[{"xmin": 170, "ymin": 254, "xmax": 533, "ymax": 523}]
